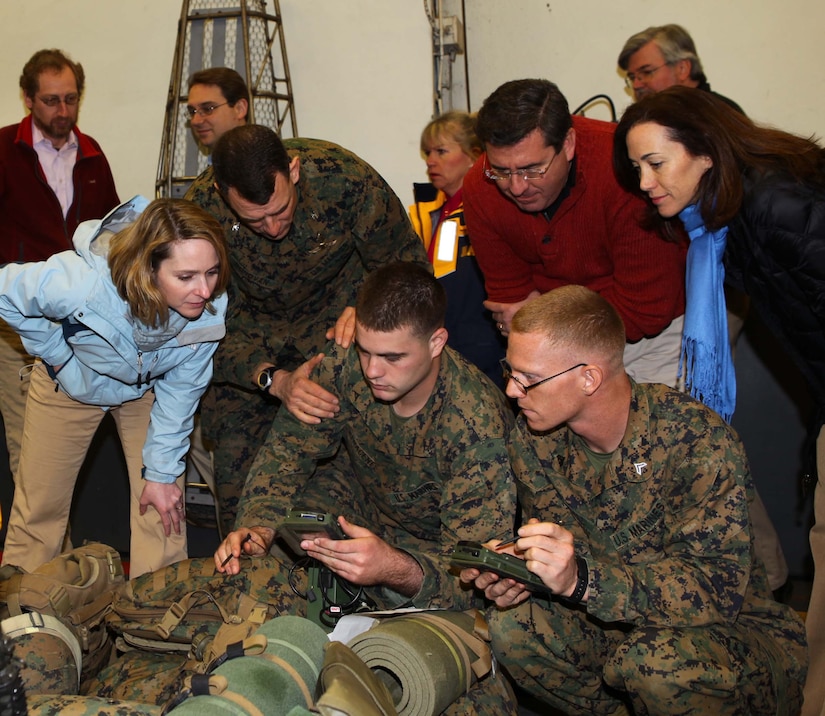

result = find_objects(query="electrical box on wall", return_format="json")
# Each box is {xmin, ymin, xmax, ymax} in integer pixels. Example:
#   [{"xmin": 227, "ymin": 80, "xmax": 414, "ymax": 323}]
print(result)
[{"xmin": 440, "ymin": 15, "xmax": 464, "ymax": 55}]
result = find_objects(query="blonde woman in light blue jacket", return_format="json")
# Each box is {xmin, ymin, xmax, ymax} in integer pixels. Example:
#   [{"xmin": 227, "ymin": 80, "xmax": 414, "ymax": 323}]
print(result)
[{"xmin": 0, "ymin": 196, "xmax": 229, "ymax": 576}]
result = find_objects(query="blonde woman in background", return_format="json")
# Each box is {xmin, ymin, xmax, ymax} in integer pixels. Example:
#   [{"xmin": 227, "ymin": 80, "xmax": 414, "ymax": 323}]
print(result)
[{"xmin": 410, "ymin": 111, "xmax": 505, "ymax": 388}]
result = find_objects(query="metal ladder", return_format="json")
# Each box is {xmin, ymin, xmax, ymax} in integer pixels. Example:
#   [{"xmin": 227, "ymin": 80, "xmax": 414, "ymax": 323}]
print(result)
[{"xmin": 155, "ymin": 0, "xmax": 298, "ymax": 199}]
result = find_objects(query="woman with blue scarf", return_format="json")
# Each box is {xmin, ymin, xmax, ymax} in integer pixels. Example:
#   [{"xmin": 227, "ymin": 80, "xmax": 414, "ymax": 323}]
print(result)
[{"xmin": 613, "ymin": 85, "xmax": 825, "ymax": 716}]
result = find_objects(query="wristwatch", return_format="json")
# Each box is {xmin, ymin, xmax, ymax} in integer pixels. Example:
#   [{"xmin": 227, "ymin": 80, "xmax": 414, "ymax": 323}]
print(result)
[{"xmin": 256, "ymin": 366, "xmax": 277, "ymax": 393}]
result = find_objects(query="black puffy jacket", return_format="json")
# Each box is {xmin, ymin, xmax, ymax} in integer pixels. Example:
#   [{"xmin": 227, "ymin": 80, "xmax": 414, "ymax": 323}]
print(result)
[{"xmin": 724, "ymin": 168, "xmax": 825, "ymax": 429}]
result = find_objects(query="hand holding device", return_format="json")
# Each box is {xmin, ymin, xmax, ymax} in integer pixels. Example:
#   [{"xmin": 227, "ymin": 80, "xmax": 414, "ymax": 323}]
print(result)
[
  {"xmin": 279, "ymin": 510, "xmax": 346, "ymax": 557},
  {"xmin": 450, "ymin": 540, "xmax": 551, "ymax": 593}
]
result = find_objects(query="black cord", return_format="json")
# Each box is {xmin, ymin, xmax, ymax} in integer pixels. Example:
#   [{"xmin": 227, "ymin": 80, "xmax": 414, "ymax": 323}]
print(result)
[
  {"xmin": 318, "ymin": 569, "xmax": 364, "ymax": 614},
  {"xmin": 572, "ymin": 94, "xmax": 617, "ymax": 122},
  {"xmin": 288, "ymin": 557, "xmax": 312, "ymax": 599}
]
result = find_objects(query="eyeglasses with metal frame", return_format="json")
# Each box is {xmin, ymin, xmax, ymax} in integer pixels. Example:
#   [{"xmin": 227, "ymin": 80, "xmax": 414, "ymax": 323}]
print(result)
[
  {"xmin": 624, "ymin": 63, "xmax": 671, "ymax": 87},
  {"xmin": 185, "ymin": 102, "xmax": 229, "ymax": 118},
  {"xmin": 500, "ymin": 359, "xmax": 586, "ymax": 394},
  {"xmin": 483, "ymin": 150, "xmax": 560, "ymax": 182},
  {"xmin": 37, "ymin": 94, "xmax": 79, "ymax": 107}
]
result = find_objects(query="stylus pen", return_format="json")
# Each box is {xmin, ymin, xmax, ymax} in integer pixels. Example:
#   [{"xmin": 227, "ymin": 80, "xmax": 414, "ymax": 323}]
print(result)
[
  {"xmin": 494, "ymin": 537, "xmax": 518, "ymax": 551},
  {"xmin": 221, "ymin": 532, "xmax": 253, "ymax": 567}
]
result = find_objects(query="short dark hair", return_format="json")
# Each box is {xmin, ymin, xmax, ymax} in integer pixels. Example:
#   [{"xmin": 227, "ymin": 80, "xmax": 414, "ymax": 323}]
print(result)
[
  {"xmin": 476, "ymin": 79, "xmax": 572, "ymax": 150},
  {"xmin": 188, "ymin": 67, "xmax": 250, "ymax": 107},
  {"xmin": 20, "ymin": 49, "xmax": 85, "ymax": 98},
  {"xmin": 212, "ymin": 124, "xmax": 290, "ymax": 205},
  {"xmin": 356, "ymin": 263, "xmax": 445, "ymax": 338}
]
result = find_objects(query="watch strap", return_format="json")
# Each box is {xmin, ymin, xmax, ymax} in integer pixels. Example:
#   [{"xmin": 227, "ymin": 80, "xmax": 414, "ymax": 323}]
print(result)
[{"xmin": 561, "ymin": 555, "xmax": 588, "ymax": 604}]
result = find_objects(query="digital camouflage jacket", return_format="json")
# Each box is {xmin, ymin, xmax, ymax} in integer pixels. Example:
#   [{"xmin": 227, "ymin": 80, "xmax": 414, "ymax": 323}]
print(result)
[
  {"xmin": 237, "ymin": 343, "xmax": 518, "ymax": 611},
  {"xmin": 509, "ymin": 380, "xmax": 806, "ymax": 669},
  {"xmin": 185, "ymin": 138, "xmax": 428, "ymax": 387}
]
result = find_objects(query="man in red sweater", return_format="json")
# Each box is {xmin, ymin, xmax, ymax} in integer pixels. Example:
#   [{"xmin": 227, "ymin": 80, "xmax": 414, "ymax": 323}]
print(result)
[
  {"xmin": 0, "ymin": 48, "xmax": 119, "ymax": 486},
  {"xmin": 463, "ymin": 78, "xmax": 685, "ymax": 385}
]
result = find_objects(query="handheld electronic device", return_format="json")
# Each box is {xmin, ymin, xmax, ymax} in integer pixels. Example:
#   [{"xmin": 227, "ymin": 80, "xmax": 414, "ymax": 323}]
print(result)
[
  {"xmin": 279, "ymin": 510, "xmax": 346, "ymax": 557},
  {"xmin": 450, "ymin": 540, "xmax": 551, "ymax": 593}
]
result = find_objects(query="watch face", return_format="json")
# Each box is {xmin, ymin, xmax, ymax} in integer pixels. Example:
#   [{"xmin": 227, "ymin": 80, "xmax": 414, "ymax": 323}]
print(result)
[{"xmin": 258, "ymin": 369, "xmax": 272, "ymax": 390}]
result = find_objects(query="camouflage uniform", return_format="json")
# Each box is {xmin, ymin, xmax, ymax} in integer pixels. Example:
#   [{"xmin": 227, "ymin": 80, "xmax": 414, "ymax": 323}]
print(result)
[
  {"xmin": 185, "ymin": 139, "xmax": 428, "ymax": 534},
  {"xmin": 87, "ymin": 347, "xmax": 518, "ymax": 712},
  {"xmin": 491, "ymin": 381, "xmax": 807, "ymax": 716},
  {"xmin": 27, "ymin": 694, "xmax": 161, "ymax": 715},
  {"xmin": 237, "ymin": 342, "xmax": 518, "ymax": 611}
]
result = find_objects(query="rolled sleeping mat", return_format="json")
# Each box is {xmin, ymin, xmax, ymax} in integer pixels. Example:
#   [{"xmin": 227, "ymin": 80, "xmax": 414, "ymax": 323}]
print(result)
[
  {"xmin": 169, "ymin": 615, "xmax": 329, "ymax": 715},
  {"xmin": 314, "ymin": 640, "xmax": 398, "ymax": 716},
  {"xmin": 346, "ymin": 611, "xmax": 492, "ymax": 716},
  {"xmin": 1, "ymin": 612, "xmax": 82, "ymax": 696}
]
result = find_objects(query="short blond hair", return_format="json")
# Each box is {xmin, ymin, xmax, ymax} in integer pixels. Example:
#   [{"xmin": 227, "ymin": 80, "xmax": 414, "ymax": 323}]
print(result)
[
  {"xmin": 420, "ymin": 110, "xmax": 482, "ymax": 159},
  {"xmin": 512, "ymin": 286, "xmax": 625, "ymax": 369}
]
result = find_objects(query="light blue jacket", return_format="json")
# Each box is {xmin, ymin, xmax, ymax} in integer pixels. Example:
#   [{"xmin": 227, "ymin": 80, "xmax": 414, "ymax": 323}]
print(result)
[{"xmin": 0, "ymin": 196, "xmax": 227, "ymax": 483}]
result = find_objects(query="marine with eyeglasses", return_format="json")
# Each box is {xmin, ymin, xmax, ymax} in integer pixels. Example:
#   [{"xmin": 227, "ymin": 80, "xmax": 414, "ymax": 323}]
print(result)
[
  {"xmin": 463, "ymin": 78, "xmax": 687, "ymax": 387},
  {"xmin": 461, "ymin": 285, "xmax": 807, "ymax": 715},
  {"xmin": 0, "ymin": 48, "xmax": 119, "ymax": 493}
]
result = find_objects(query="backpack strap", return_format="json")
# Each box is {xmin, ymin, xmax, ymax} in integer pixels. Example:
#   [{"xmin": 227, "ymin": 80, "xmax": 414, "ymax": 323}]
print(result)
[
  {"xmin": 156, "ymin": 589, "xmax": 240, "ymax": 639},
  {"xmin": 1, "ymin": 612, "xmax": 83, "ymax": 689},
  {"xmin": 3, "ymin": 574, "xmax": 25, "ymax": 617}
]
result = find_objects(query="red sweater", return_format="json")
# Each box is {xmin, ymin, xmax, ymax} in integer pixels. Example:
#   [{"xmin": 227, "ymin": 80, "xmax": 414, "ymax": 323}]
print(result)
[
  {"xmin": 0, "ymin": 116, "xmax": 119, "ymax": 263},
  {"xmin": 463, "ymin": 115, "xmax": 686, "ymax": 342}
]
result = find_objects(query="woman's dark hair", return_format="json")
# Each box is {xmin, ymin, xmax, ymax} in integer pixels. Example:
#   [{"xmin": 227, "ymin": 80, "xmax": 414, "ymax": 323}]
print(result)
[{"xmin": 613, "ymin": 86, "xmax": 825, "ymax": 233}]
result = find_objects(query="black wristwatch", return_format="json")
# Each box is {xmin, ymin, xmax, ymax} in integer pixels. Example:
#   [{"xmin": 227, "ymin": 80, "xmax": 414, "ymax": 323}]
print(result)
[{"xmin": 256, "ymin": 366, "xmax": 277, "ymax": 392}]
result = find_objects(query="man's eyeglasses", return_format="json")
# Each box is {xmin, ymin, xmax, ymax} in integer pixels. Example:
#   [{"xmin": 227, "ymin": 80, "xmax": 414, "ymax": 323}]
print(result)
[
  {"xmin": 37, "ymin": 94, "xmax": 79, "ymax": 107},
  {"xmin": 185, "ymin": 102, "xmax": 229, "ymax": 118},
  {"xmin": 625, "ymin": 63, "xmax": 671, "ymax": 87},
  {"xmin": 484, "ymin": 150, "xmax": 559, "ymax": 183},
  {"xmin": 500, "ymin": 359, "xmax": 586, "ymax": 395}
]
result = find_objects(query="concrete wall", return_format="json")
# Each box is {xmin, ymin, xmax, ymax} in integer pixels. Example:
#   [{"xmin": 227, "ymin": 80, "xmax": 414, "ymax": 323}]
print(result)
[{"xmin": 0, "ymin": 1, "xmax": 822, "ymax": 204}]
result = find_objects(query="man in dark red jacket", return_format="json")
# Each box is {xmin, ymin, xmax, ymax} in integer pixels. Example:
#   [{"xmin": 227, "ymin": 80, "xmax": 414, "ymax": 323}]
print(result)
[
  {"xmin": 463, "ymin": 78, "xmax": 686, "ymax": 387},
  {"xmin": 0, "ymin": 48, "xmax": 119, "ymax": 484}
]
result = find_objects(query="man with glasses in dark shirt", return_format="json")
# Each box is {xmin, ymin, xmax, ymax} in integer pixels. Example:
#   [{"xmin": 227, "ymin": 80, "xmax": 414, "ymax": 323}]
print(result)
[
  {"xmin": 618, "ymin": 24, "xmax": 744, "ymax": 112},
  {"xmin": 181, "ymin": 67, "xmax": 251, "ymax": 525},
  {"xmin": 186, "ymin": 67, "xmax": 250, "ymax": 151},
  {"xmin": 0, "ymin": 48, "xmax": 119, "ymax": 491}
]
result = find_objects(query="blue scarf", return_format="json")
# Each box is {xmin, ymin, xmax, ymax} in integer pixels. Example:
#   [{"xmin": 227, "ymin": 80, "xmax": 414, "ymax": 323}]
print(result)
[{"xmin": 678, "ymin": 203, "xmax": 736, "ymax": 422}]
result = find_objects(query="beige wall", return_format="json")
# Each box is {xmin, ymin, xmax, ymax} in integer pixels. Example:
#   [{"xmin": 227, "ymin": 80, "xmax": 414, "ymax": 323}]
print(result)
[{"xmin": 1, "ymin": 1, "xmax": 822, "ymax": 204}]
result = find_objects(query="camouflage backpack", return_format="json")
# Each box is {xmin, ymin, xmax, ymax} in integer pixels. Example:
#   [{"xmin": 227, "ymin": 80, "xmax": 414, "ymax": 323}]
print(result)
[
  {"xmin": 105, "ymin": 554, "xmax": 298, "ymax": 668},
  {"xmin": 0, "ymin": 542, "xmax": 125, "ymax": 694}
]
